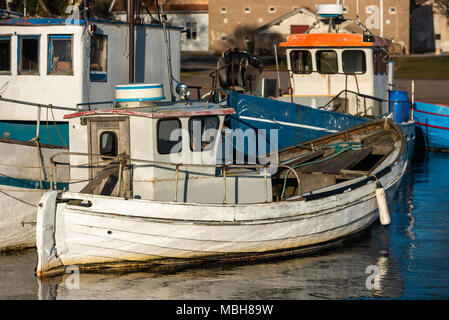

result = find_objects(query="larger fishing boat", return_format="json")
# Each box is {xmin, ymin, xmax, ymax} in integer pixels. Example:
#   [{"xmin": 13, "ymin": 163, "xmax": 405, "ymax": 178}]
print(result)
[
  {"xmin": 35, "ymin": 84, "xmax": 407, "ymax": 276},
  {"xmin": 223, "ymin": 2, "xmax": 415, "ymax": 160},
  {"xmin": 0, "ymin": 10, "xmax": 181, "ymax": 251}
]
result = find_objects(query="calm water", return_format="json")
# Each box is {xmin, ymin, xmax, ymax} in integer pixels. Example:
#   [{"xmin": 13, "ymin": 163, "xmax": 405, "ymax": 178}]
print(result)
[{"xmin": 1, "ymin": 151, "xmax": 449, "ymax": 300}]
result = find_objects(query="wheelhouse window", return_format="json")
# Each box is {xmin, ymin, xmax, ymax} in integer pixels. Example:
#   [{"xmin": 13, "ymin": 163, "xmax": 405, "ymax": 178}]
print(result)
[
  {"xmin": 90, "ymin": 34, "xmax": 108, "ymax": 82},
  {"xmin": 316, "ymin": 50, "xmax": 338, "ymax": 74},
  {"xmin": 342, "ymin": 50, "xmax": 366, "ymax": 74},
  {"xmin": 0, "ymin": 36, "xmax": 11, "ymax": 74},
  {"xmin": 100, "ymin": 131, "xmax": 118, "ymax": 158},
  {"xmin": 48, "ymin": 35, "xmax": 73, "ymax": 75},
  {"xmin": 189, "ymin": 116, "xmax": 220, "ymax": 152},
  {"xmin": 18, "ymin": 35, "xmax": 40, "ymax": 75},
  {"xmin": 290, "ymin": 50, "xmax": 312, "ymax": 74},
  {"xmin": 185, "ymin": 22, "xmax": 197, "ymax": 40},
  {"xmin": 157, "ymin": 118, "xmax": 182, "ymax": 155}
]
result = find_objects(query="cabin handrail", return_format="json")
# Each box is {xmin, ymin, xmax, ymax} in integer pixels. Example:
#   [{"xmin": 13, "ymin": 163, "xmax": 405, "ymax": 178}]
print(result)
[
  {"xmin": 49, "ymin": 151, "xmax": 303, "ymax": 201},
  {"xmin": 75, "ymin": 101, "xmax": 114, "ymax": 111},
  {"xmin": 0, "ymin": 95, "xmax": 77, "ymax": 112},
  {"xmin": 320, "ymin": 89, "xmax": 386, "ymax": 115}
]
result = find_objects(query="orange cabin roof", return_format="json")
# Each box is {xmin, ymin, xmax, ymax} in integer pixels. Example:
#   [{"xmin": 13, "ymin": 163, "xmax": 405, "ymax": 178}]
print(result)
[{"xmin": 279, "ymin": 33, "xmax": 392, "ymax": 48}]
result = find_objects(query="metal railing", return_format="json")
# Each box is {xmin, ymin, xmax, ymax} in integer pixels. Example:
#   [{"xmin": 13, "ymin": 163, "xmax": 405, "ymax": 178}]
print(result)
[{"xmin": 49, "ymin": 151, "xmax": 303, "ymax": 204}]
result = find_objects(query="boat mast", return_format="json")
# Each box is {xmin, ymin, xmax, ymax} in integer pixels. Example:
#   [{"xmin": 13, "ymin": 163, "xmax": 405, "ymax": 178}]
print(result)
[
  {"xmin": 83, "ymin": 0, "xmax": 90, "ymax": 19},
  {"xmin": 128, "ymin": 0, "xmax": 135, "ymax": 83}
]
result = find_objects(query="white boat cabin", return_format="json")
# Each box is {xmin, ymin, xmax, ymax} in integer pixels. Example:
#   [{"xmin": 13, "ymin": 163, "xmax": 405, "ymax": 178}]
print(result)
[
  {"xmin": 64, "ymin": 99, "xmax": 272, "ymax": 205},
  {"xmin": 0, "ymin": 18, "xmax": 181, "ymax": 122},
  {"xmin": 280, "ymin": 33, "xmax": 392, "ymax": 118}
]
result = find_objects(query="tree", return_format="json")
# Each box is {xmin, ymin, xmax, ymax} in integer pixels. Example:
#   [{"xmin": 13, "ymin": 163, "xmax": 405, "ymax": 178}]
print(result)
[{"xmin": 433, "ymin": 0, "xmax": 449, "ymax": 17}]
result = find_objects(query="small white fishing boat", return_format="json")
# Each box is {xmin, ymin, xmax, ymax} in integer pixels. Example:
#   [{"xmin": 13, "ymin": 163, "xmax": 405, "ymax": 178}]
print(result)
[{"xmin": 36, "ymin": 88, "xmax": 407, "ymax": 276}]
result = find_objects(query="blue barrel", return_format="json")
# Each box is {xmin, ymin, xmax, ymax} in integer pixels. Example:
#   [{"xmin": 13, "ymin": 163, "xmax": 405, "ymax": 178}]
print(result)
[{"xmin": 389, "ymin": 90, "xmax": 410, "ymax": 124}]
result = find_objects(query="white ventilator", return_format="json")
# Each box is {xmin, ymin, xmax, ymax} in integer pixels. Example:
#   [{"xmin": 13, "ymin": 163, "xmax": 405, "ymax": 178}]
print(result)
[{"xmin": 115, "ymin": 83, "xmax": 165, "ymax": 108}]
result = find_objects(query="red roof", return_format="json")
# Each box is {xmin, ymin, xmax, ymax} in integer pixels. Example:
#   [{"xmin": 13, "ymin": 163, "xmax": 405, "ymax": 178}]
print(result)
[
  {"xmin": 64, "ymin": 108, "xmax": 235, "ymax": 120},
  {"xmin": 280, "ymin": 33, "xmax": 392, "ymax": 48}
]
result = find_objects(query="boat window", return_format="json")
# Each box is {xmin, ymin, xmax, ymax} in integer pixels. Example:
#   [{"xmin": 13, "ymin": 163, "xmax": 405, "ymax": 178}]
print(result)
[
  {"xmin": 48, "ymin": 35, "xmax": 73, "ymax": 75},
  {"xmin": 157, "ymin": 118, "xmax": 182, "ymax": 155},
  {"xmin": 342, "ymin": 50, "xmax": 366, "ymax": 74},
  {"xmin": 290, "ymin": 50, "xmax": 312, "ymax": 74},
  {"xmin": 90, "ymin": 34, "xmax": 108, "ymax": 82},
  {"xmin": 186, "ymin": 22, "xmax": 197, "ymax": 40},
  {"xmin": 0, "ymin": 36, "xmax": 11, "ymax": 74},
  {"xmin": 99, "ymin": 131, "xmax": 118, "ymax": 158},
  {"xmin": 18, "ymin": 35, "xmax": 40, "ymax": 75},
  {"xmin": 189, "ymin": 116, "xmax": 220, "ymax": 152},
  {"xmin": 316, "ymin": 50, "xmax": 338, "ymax": 74}
]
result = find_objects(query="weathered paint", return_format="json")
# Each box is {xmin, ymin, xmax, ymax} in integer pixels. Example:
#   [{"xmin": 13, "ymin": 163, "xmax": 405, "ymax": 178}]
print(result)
[{"xmin": 36, "ymin": 119, "xmax": 408, "ymax": 276}]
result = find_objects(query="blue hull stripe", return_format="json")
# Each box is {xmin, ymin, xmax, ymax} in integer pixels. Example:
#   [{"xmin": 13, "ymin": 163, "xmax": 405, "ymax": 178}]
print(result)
[
  {"xmin": 116, "ymin": 85, "xmax": 163, "ymax": 90},
  {"xmin": 0, "ymin": 175, "xmax": 68, "ymax": 190},
  {"xmin": 115, "ymin": 97, "xmax": 165, "ymax": 102}
]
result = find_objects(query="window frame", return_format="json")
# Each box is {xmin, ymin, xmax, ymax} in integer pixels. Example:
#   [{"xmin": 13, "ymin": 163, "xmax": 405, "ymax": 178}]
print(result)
[
  {"xmin": 48, "ymin": 34, "xmax": 74, "ymax": 75},
  {"xmin": 185, "ymin": 21, "xmax": 197, "ymax": 41},
  {"xmin": 289, "ymin": 50, "xmax": 313, "ymax": 74},
  {"xmin": 316, "ymin": 50, "xmax": 338, "ymax": 74},
  {"xmin": 90, "ymin": 33, "xmax": 108, "ymax": 82},
  {"xmin": 17, "ymin": 35, "xmax": 40, "ymax": 75},
  {"xmin": 99, "ymin": 131, "xmax": 118, "ymax": 158},
  {"xmin": 0, "ymin": 35, "xmax": 11, "ymax": 75},
  {"xmin": 188, "ymin": 116, "xmax": 220, "ymax": 152},
  {"xmin": 157, "ymin": 118, "xmax": 183, "ymax": 155},
  {"xmin": 342, "ymin": 49, "xmax": 366, "ymax": 75}
]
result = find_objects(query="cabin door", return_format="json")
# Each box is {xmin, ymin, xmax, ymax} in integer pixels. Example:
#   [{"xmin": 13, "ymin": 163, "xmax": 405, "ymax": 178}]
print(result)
[{"xmin": 87, "ymin": 116, "xmax": 131, "ymax": 197}]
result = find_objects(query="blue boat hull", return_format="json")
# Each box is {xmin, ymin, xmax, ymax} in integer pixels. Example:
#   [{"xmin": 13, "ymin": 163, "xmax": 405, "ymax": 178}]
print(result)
[
  {"xmin": 0, "ymin": 120, "xmax": 68, "ymax": 146},
  {"xmin": 413, "ymin": 101, "xmax": 449, "ymax": 150},
  {"xmin": 228, "ymin": 91, "xmax": 415, "ymax": 159}
]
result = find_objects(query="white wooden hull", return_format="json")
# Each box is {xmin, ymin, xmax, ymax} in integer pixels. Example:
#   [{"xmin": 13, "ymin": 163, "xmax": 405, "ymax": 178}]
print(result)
[
  {"xmin": 0, "ymin": 140, "xmax": 68, "ymax": 251},
  {"xmin": 36, "ymin": 152, "xmax": 407, "ymax": 276}
]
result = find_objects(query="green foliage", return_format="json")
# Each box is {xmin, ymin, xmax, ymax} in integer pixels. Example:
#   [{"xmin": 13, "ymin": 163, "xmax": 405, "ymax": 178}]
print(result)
[
  {"xmin": 392, "ymin": 56, "xmax": 449, "ymax": 79},
  {"xmin": 7, "ymin": 0, "xmax": 113, "ymax": 18}
]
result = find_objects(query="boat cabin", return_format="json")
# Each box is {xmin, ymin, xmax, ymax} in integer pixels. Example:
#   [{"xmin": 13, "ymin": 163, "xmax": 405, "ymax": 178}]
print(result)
[
  {"xmin": 280, "ymin": 33, "xmax": 392, "ymax": 117},
  {"xmin": 0, "ymin": 18, "xmax": 181, "ymax": 123},
  {"xmin": 64, "ymin": 96, "xmax": 272, "ymax": 205}
]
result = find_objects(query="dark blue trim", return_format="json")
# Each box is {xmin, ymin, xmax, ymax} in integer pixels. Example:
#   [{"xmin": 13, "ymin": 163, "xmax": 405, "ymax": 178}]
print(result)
[
  {"xmin": 0, "ymin": 175, "xmax": 68, "ymax": 191},
  {"xmin": 116, "ymin": 85, "xmax": 163, "ymax": 90},
  {"xmin": 17, "ymin": 35, "xmax": 40, "ymax": 75},
  {"xmin": 0, "ymin": 18, "xmax": 183, "ymax": 30},
  {"xmin": 115, "ymin": 97, "xmax": 165, "ymax": 102},
  {"xmin": 90, "ymin": 34, "xmax": 108, "ymax": 83},
  {"xmin": 48, "ymin": 34, "xmax": 73, "ymax": 75},
  {"xmin": 0, "ymin": 35, "xmax": 11, "ymax": 74}
]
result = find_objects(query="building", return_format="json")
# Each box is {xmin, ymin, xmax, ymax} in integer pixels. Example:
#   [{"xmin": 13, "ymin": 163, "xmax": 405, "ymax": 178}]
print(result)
[
  {"xmin": 209, "ymin": 0, "xmax": 411, "ymax": 54},
  {"xmin": 109, "ymin": 0, "xmax": 209, "ymax": 52},
  {"xmin": 412, "ymin": 0, "xmax": 449, "ymax": 53}
]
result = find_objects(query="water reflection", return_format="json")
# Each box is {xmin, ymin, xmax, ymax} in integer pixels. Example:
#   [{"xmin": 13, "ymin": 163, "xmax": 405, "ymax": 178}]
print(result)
[{"xmin": 35, "ymin": 225, "xmax": 405, "ymax": 300}]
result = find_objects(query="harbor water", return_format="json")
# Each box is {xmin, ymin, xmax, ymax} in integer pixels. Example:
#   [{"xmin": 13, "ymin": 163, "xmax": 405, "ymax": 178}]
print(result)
[{"xmin": 1, "ymin": 150, "xmax": 449, "ymax": 300}]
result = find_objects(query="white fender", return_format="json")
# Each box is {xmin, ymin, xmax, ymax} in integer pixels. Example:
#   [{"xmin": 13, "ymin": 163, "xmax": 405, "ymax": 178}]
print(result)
[{"xmin": 375, "ymin": 186, "xmax": 391, "ymax": 226}]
